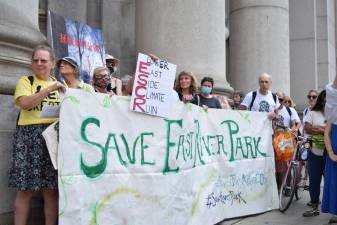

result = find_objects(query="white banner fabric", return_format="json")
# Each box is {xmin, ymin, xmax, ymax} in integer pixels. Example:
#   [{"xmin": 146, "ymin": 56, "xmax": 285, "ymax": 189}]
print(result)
[{"xmin": 58, "ymin": 89, "xmax": 279, "ymax": 225}]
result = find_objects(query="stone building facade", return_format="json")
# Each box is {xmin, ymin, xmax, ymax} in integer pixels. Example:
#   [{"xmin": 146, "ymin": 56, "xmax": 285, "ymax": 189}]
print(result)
[{"xmin": 0, "ymin": 0, "xmax": 335, "ymax": 224}]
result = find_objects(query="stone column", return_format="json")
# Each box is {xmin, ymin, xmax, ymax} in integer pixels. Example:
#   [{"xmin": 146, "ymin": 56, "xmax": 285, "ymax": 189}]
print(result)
[
  {"xmin": 289, "ymin": 0, "xmax": 317, "ymax": 110},
  {"xmin": 0, "ymin": 0, "xmax": 46, "ymax": 94},
  {"xmin": 135, "ymin": 0, "xmax": 232, "ymax": 94},
  {"xmin": 316, "ymin": 0, "xmax": 335, "ymax": 89},
  {"xmin": 101, "ymin": 0, "xmax": 136, "ymax": 79},
  {"xmin": 229, "ymin": 0, "xmax": 290, "ymax": 94},
  {"xmin": 0, "ymin": 0, "xmax": 46, "ymax": 223}
]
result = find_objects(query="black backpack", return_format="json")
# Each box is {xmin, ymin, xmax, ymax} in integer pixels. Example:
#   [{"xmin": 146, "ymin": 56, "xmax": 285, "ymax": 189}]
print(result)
[{"xmin": 249, "ymin": 90, "xmax": 277, "ymax": 110}]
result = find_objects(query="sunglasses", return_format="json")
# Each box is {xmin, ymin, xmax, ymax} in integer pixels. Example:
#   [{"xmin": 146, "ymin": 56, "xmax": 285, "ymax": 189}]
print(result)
[
  {"xmin": 307, "ymin": 95, "xmax": 317, "ymax": 99},
  {"xmin": 279, "ymin": 98, "xmax": 284, "ymax": 102}
]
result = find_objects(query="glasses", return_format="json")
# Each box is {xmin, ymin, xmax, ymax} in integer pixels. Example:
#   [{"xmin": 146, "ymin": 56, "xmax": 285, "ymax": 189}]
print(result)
[
  {"xmin": 33, "ymin": 59, "xmax": 48, "ymax": 63},
  {"xmin": 95, "ymin": 73, "xmax": 110, "ymax": 78},
  {"xmin": 307, "ymin": 95, "xmax": 317, "ymax": 99},
  {"xmin": 278, "ymin": 98, "xmax": 284, "ymax": 102}
]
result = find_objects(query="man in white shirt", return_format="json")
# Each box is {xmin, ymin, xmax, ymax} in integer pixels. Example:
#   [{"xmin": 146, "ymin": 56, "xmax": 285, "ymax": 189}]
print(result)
[{"xmin": 239, "ymin": 73, "xmax": 280, "ymax": 113}]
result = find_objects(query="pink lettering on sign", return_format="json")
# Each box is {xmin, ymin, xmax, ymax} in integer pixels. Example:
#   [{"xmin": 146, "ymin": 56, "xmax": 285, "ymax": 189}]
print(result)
[{"xmin": 133, "ymin": 61, "xmax": 150, "ymax": 112}]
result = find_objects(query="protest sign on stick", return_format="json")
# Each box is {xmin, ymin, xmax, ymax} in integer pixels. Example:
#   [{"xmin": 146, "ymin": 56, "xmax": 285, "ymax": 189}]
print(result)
[{"xmin": 130, "ymin": 53, "xmax": 177, "ymax": 117}]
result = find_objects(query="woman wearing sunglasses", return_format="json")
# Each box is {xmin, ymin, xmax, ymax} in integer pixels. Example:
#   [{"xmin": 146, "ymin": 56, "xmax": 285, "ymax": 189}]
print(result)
[
  {"xmin": 303, "ymin": 90, "xmax": 318, "ymax": 117},
  {"xmin": 302, "ymin": 90, "xmax": 326, "ymax": 217},
  {"xmin": 93, "ymin": 66, "xmax": 122, "ymax": 96}
]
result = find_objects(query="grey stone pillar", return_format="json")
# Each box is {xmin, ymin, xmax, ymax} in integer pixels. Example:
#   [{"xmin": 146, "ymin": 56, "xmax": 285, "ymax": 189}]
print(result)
[
  {"xmin": 0, "ymin": 0, "xmax": 46, "ymax": 94},
  {"xmin": 0, "ymin": 0, "xmax": 46, "ymax": 223},
  {"xmin": 101, "ymin": 0, "xmax": 136, "ymax": 79},
  {"xmin": 316, "ymin": 0, "xmax": 335, "ymax": 89},
  {"xmin": 289, "ymin": 0, "xmax": 317, "ymax": 110},
  {"xmin": 229, "ymin": 0, "xmax": 290, "ymax": 94},
  {"xmin": 289, "ymin": 0, "xmax": 336, "ymax": 110},
  {"xmin": 136, "ymin": 0, "xmax": 232, "ymax": 94}
]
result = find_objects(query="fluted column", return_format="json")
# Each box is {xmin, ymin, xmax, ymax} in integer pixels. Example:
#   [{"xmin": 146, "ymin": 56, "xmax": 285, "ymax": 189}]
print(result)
[
  {"xmin": 136, "ymin": 0, "xmax": 232, "ymax": 93},
  {"xmin": 0, "ymin": 0, "xmax": 45, "ymax": 221},
  {"xmin": 229, "ymin": 0, "xmax": 290, "ymax": 94},
  {"xmin": 0, "ymin": 0, "xmax": 46, "ymax": 94}
]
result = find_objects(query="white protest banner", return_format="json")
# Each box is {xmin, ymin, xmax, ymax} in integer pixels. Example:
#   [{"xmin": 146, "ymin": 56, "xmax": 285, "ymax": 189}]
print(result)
[
  {"xmin": 130, "ymin": 53, "xmax": 176, "ymax": 117},
  {"xmin": 59, "ymin": 89, "xmax": 279, "ymax": 225}
]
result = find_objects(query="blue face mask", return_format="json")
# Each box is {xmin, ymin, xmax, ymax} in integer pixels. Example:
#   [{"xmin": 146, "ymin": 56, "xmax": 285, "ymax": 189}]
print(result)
[{"xmin": 201, "ymin": 86, "xmax": 212, "ymax": 95}]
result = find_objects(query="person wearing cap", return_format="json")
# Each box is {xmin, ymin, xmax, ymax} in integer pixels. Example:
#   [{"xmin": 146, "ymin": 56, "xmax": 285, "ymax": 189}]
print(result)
[
  {"xmin": 105, "ymin": 54, "xmax": 122, "ymax": 95},
  {"xmin": 57, "ymin": 56, "xmax": 94, "ymax": 92},
  {"xmin": 105, "ymin": 53, "xmax": 120, "ymax": 75}
]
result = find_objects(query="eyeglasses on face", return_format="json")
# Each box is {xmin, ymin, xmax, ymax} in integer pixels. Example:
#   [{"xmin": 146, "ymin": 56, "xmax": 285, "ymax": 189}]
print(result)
[
  {"xmin": 95, "ymin": 74, "xmax": 110, "ymax": 79},
  {"xmin": 278, "ymin": 98, "xmax": 284, "ymax": 102},
  {"xmin": 307, "ymin": 95, "xmax": 317, "ymax": 99}
]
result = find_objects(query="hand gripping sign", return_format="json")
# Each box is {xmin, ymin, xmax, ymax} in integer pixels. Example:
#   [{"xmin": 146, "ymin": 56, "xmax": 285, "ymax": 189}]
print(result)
[{"xmin": 130, "ymin": 53, "xmax": 177, "ymax": 118}]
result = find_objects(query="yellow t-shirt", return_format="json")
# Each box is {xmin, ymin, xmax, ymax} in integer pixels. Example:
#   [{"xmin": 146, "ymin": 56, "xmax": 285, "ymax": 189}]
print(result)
[{"xmin": 15, "ymin": 75, "xmax": 61, "ymax": 125}]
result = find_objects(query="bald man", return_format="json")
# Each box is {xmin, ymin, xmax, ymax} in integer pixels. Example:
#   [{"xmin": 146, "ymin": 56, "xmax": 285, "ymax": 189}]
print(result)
[{"xmin": 239, "ymin": 73, "xmax": 280, "ymax": 112}]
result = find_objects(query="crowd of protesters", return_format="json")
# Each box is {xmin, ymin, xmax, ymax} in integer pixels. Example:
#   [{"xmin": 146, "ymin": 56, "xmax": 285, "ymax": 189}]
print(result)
[{"xmin": 8, "ymin": 44, "xmax": 337, "ymax": 225}]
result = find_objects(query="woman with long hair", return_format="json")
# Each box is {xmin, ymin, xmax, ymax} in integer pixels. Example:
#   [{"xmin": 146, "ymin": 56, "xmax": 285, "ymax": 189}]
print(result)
[
  {"xmin": 302, "ymin": 90, "xmax": 326, "ymax": 217},
  {"xmin": 174, "ymin": 71, "xmax": 199, "ymax": 105}
]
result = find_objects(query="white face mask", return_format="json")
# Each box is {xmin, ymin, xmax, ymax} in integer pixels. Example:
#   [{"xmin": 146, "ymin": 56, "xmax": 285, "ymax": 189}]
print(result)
[{"xmin": 109, "ymin": 66, "xmax": 118, "ymax": 74}]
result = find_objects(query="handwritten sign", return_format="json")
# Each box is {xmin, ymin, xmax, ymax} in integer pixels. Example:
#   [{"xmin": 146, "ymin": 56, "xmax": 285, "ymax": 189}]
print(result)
[
  {"xmin": 130, "ymin": 53, "xmax": 176, "ymax": 117},
  {"xmin": 58, "ymin": 89, "xmax": 279, "ymax": 225}
]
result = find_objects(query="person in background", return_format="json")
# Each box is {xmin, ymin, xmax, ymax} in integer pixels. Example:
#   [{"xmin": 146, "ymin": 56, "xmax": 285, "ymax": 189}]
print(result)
[
  {"xmin": 174, "ymin": 71, "xmax": 199, "ymax": 105},
  {"xmin": 303, "ymin": 90, "xmax": 318, "ymax": 118},
  {"xmin": 8, "ymin": 45, "xmax": 66, "ymax": 225},
  {"xmin": 93, "ymin": 66, "xmax": 121, "ymax": 96},
  {"xmin": 239, "ymin": 73, "xmax": 279, "ymax": 119},
  {"xmin": 283, "ymin": 95, "xmax": 296, "ymax": 108},
  {"xmin": 274, "ymin": 92, "xmax": 301, "ymax": 134},
  {"xmin": 105, "ymin": 54, "xmax": 122, "ymax": 95},
  {"xmin": 274, "ymin": 91, "xmax": 301, "ymax": 187},
  {"xmin": 57, "ymin": 56, "xmax": 94, "ymax": 92},
  {"xmin": 232, "ymin": 91, "xmax": 244, "ymax": 110},
  {"xmin": 302, "ymin": 90, "xmax": 326, "ymax": 217},
  {"xmin": 301, "ymin": 90, "xmax": 319, "ymax": 138},
  {"xmin": 239, "ymin": 73, "xmax": 279, "ymax": 112},
  {"xmin": 215, "ymin": 95, "xmax": 231, "ymax": 110},
  {"xmin": 198, "ymin": 77, "xmax": 222, "ymax": 109},
  {"xmin": 121, "ymin": 74, "xmax": 133, "ymax": 96}
]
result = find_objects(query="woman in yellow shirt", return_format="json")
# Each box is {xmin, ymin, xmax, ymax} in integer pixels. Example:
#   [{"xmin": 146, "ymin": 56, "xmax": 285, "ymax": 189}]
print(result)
[{"xmin": 8, "ymin": 45, "xmax": 65, "ymax": 225}]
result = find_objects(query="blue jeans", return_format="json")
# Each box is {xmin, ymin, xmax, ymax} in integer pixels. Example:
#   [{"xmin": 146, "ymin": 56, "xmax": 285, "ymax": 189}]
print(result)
[{"xmin": 308, "ymin": 151, "xmax": 325, "ymax": 204}]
